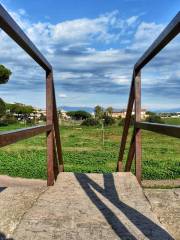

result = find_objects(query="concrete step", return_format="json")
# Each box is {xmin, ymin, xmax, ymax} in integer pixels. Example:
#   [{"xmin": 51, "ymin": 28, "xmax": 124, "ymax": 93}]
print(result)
[{"xmin": 10, "ymin": 172, "xmax": 174, "ymax": 240}]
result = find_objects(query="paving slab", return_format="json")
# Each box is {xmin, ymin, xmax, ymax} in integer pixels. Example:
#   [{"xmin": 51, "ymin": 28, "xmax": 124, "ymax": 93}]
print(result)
[
  {"xmin": 144, "ymin": 188, "xmax": 180, "ymax": 240},
  {"xmin": 0, "ymin": 185, "xmax": 46, "ymax": 239},
  {"xmin": 12, "ymin": 172, "xmax": 173, "ymax": 240}
]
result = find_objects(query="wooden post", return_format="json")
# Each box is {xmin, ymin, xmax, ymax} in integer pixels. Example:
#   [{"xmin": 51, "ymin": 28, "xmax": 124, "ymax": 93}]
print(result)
[
  {"xmin": 52, "ymin": 84, "xmax": 64, "ymax": 172},
  {"xmin": 125, "ymin": 128, "xmax": 135, "ymax": 172},
  {"xmin": 117, "ymin": 73, "xmax": 135, "ymax": 171},
  {"xmin": 134, "ymin": 71, "xmax": 142, "ymax": 184},
  {"xmin": 53, "ymin": 137, "xmax": 59, "ymax": 180},
  {"xmin": 46, "ymin": 71, "xmax": 55, "ymax": 186}
]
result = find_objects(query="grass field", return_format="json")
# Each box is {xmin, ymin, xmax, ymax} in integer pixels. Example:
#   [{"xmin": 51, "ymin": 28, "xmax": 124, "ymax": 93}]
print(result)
[{"xmin": 0, "ymin": 118, "xmax": 179, "ymax": 180}]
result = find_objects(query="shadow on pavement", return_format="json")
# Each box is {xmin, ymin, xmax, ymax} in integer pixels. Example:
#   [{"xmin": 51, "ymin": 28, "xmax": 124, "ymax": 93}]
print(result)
[
  {"xmin": 0, "ymin": 232, "xmax": 14, "ymax": 240},
  {"xmin": 75, "ymin": 173, "xmax": 174, "ymax": 240},
  {"xmin": 0, "ymin": 187, "xmax": 6, "ymax": 193}
]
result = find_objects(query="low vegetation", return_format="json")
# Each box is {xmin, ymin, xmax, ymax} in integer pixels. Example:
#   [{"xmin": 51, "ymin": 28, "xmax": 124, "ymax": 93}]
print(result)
[
  {"xmin": 1, "ymin": 63, "xmax": 178, "ymax": 181},
  {"xmin": 81, "ymin": 118, "xmax": 100, "ymax": 126},
  {"xmin": 145, "ymin": 112, "xmax": 165, "ymax": 124},
  {"xmin": 0, "ymin": 117, "xmax": 179, "ymax": 180}
]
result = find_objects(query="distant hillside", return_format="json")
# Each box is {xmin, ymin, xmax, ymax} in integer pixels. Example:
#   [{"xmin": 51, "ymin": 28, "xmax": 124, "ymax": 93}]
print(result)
[
  {"xmin": 58, "ymin": 106, "xmax": 94, "ymax": 113},
  {"xmin": 154, "ymin": 108, "xmax": 180, "ymax": 113},
  {"xmin": 58, "ymin": 106, "xmax": 180, "ymax": 114}
]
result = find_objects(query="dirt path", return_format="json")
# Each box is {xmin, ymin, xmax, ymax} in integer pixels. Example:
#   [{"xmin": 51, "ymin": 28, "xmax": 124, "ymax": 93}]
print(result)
[
  {"xmin": 0, "ymin": 175, "xmax": 46, "ymax": 187},
  {"xmin": 142, "ymin": 179, "xmax": 180, "ymax": 188}
]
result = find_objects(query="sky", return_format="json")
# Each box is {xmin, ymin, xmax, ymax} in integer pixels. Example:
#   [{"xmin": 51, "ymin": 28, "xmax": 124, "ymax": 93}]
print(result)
[{"xmin": 0, "ymin": 0, "xmax": 179, "ymax": 110}]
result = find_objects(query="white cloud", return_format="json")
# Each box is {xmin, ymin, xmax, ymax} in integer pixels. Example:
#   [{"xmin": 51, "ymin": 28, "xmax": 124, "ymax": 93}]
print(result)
[
  {"xmin": 59, "ymin": 93, "xmax": 67, "ymax": 98},
  {"xmin": 126, "ymin": 16, "xmax": 139, "ymax": 26},
  {"xmin": 132, "ymin": 21, "xmax": 164, "ymax": 49},
  {"xmin": 135, "ymin": 22, "xmax": 163, "ymax": 40},
  {"xmin": 0, "ymin": 4, "xmax": 179, "ymax": 109},
  {"xmin": 18, "ymin": 8, "xmax": 26, "ymax": 16}
]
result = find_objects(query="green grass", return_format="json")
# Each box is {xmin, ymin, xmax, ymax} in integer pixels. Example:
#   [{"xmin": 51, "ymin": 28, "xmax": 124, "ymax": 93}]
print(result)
[
  {"xmin": 164, "ymin": 117, "xmax": 180, "ymax": 125},
  {"xmin": 0, "ymin": 118, "xmax": 179, "ymax": 180}
]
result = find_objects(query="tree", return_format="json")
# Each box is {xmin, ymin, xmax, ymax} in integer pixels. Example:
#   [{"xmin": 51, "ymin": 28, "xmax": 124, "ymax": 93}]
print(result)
[
  {"xmin": 67, "ymin": 110, "xmax": 91, "ymax": 120},
  {"xmin": 0, "ymin": 98, "xmax": 6, "ymax": 117},
  {"xmin": 94, "ymin": 105, "xmax": 104, "ymax": 119},
  {"xmin": 146, "ymin": 111, "xmax": 156, "ymax": 116},
  {"xmin": 0, "ymin": 65, "xmax": 12, "ymax": 84},
  {"xmin": 6, "ymin": 103, "xmax": 34, "ymax": 121},
  {"xmin": 106, "ymin": 106, "xmax": 113, "ymax": 116},
  {"xmin": 8, "ymin": 103, "xmax": 34, "ymax": 115}
]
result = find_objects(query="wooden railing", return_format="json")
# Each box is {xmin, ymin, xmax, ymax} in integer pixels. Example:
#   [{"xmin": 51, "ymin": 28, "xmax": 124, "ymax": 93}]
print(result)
[
  {"xmin": 0, "ymin": 4, "xmax": 64, "ymax": 186},
  {"xmin": 117, "ymin": 12, "xmax": 180, "ymax": 184}
]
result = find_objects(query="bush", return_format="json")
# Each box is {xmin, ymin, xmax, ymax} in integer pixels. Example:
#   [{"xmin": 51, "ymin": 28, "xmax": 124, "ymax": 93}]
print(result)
[
  {"xmin": 39, "ymin": 113, "xmax": 46, "ymax": 122},
  {"xmin": 0, "ymin": 114, "xmax": 17, "ymax": 126},
  {"xmin": 81, "ymin": 118, "xmax": 100, "ymax": 126},
  {"xmin": 0, "ymin": 120, "xmax": 8, "ymax": 126},
  {"xmin": 104, "ymin": 115, "xmax": 115, "ymax": 126},
  {"xmin": 3, "ymin": 114, "xmax": 18, "ymax": 124},
  {"xmin": 119, "ymin": 115, "xmax": 135, "ymax": 126},
  {"xmin": 26, "ymin": 118, "xmax": 35, "ymax": 125},
  {"xmin": 145, "ymin": 115, "xmax": 164, "ymax": 124}
]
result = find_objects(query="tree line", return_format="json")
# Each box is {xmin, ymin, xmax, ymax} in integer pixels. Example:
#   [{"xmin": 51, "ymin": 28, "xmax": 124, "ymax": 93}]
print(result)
[
  {"xmin": 0, "ymin": 64, "xmax": 164, "ymax": 127},
  {"xmin": 65, "ymin": 106, "xmax": 164, "ymax": 127},
  {"xmin": 0, "ymin": 99, "xmax": 38, "ymax": 126},
  {"xmin": 65, "ymin": 106, "xmax": 115, "ymax": 126}
]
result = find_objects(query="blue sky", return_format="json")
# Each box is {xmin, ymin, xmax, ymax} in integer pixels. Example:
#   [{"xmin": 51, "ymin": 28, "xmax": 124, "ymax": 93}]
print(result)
[{"xmin": 0, "ymin": 0, "xmax": 179, "ymax": 110}]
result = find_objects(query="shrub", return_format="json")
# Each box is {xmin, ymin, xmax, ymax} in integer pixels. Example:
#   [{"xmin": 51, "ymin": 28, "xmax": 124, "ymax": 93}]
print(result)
[
  {"xmin": 26, "ymin": 118, "xmax": 35, "ymax": 125},
  {"xmin": 104, "ymin": 115, "xmax": 115, "ymax": 126},
  {"xmin": 81, "ymin": 118, "xmax": 100, "ymax": 126},
  {"xmin": 145, "ymin": 115, "xmax": 164, "ymax": 124},
  {"xmin": 0, "ymin": 120, "xmax": 8, "ymax": 126},
  {"xmin": 3, "ymin": 114, "xmax": 18, "ymax": 124},
  {"xmin": 119, "ymin": 115, "xmax": 135, "ymax": 126},
  {"xmin": 39, "ymin": 113, "xmax": 46, "ymax": 122}
]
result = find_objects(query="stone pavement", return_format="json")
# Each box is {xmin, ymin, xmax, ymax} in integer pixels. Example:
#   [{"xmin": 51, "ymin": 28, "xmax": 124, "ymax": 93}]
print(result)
[
  {"xmin": 144, "ymin": 188, "xmax": 180, "ymax": 240},
  {"xmin": 0, "ymin": 172, "xmax": 175, "ymax": 240},
  {"xmin": 0, "ymin": 186, "xmax": 46, "ymax": 238}
]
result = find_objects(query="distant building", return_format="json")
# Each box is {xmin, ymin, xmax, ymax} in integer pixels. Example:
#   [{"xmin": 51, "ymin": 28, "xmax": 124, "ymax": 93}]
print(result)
[
  {"xmin": 177, "ymin": 112, "xmax": 180, "ymax": 117},
  {"xmin": 33, "ymin": 108, "xmax": 46, "ymax": 118},
  {"xmin": 112, "ymin": 109, "xmax": 147, "ymax": 119},
  {"xmin": 59, "ymin": 108, "xmax": 71, "ymax": 120}
]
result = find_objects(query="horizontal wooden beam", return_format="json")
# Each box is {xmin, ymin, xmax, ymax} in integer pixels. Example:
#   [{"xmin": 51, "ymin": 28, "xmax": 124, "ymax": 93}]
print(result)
[
  {"xmin": 0, "ymin": 124, "xmax": 52, "ymax": 148},
  {"xmin": 135, "ymin": 121, "xmax": 180, "ymax": 139},
  {"xmin": 134, "ymin": 12, "xmax": 180, "ymax": 72},
  {"xmin": 0, "ymin": 4, "xmax": 52, "ymax": 72}
]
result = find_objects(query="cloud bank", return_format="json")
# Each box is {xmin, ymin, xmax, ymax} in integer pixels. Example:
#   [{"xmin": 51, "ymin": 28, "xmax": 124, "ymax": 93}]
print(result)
[{"xmin": 0, "ymin": 5, "xmax": 179, "ymax": 109}]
